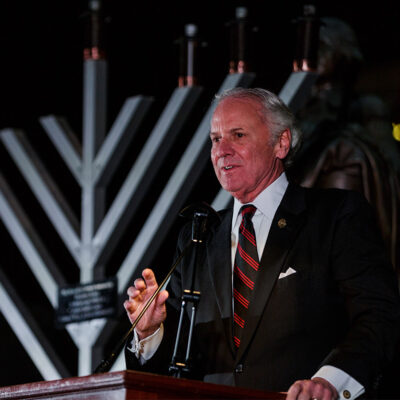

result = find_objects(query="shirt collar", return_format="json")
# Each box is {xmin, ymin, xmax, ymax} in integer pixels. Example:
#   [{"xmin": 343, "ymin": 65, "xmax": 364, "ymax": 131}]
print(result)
[{"xmin": 232, "ymin": 172, "xmax": 289, "ymax": 227}]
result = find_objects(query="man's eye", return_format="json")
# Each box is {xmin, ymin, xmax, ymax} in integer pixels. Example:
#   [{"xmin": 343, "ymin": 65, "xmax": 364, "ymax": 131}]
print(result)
[
  {"xmin": 212, "ymin": 137, "xmax": 220, "ymax": 143},
  {"xmin": 236, "ymin": 133, "xmax": 244, "ymax": 138}
]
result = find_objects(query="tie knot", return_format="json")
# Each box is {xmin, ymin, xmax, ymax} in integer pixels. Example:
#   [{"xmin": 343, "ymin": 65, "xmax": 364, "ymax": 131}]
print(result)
[{"xmin": 241, "ymin": 205, "xmax": 256, "ymax": 221}]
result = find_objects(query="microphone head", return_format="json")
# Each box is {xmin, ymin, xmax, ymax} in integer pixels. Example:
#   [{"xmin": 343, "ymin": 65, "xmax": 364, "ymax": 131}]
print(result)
[
  {"xmin": 179, "ymin": 201, "xmax": 220, "ymax": 221},
  {"xmin": 179, "ymin": 202, "xmax": 221, "ymax": 242}
]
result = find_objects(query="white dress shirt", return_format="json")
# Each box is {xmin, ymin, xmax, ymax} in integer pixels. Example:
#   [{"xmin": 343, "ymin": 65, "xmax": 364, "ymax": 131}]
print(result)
[
  {"xmin": 128, "ymin": 172, "xmax": 365, "ymax": 399},
  {"xmin": 231, "ymin": 172, "xmax": 289, "ymax": 266}
]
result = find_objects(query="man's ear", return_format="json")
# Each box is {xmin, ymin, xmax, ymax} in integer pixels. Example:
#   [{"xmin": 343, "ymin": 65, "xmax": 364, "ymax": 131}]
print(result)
[{"xmin": 275, "ymin": 129, "xmax": 291, "ymax": 159}]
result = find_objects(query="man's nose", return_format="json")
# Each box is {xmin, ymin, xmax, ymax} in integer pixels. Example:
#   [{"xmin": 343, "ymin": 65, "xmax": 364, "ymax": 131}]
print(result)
[{"xmin": 215, "ymin": 139, "xmax": 233, "ymax": 157}]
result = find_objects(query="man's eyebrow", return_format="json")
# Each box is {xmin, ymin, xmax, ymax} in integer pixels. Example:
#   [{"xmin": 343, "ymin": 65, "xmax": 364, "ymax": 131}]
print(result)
[{"xmin": 210, "ymin": 127, "xmax": 244, "ymax": 137}]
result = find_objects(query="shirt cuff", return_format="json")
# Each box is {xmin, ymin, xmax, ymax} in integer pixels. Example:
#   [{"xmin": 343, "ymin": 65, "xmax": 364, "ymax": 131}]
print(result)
[
  {"xmin": 127, "ymin": 324, "xmax": 164, "ymax": 365},
  {"xmin": 313, "ymin": 365, "xmax": 365, "ymax": 400}
]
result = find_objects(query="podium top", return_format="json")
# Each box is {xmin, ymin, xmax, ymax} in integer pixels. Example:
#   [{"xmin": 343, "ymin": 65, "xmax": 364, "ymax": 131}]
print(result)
[{"xmin": 0, "ymin": 370, "xmax": 286, "ymax": 399}]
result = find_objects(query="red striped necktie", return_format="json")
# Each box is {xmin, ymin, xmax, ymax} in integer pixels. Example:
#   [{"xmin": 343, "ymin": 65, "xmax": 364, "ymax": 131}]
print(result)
[{"xmin": 233, "ymin": 205, "xmax": 259, "ymax": 349}]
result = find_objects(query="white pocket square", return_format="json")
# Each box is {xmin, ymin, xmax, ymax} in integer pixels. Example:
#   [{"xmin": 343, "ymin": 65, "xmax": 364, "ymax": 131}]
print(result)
[{"xmin": 278, "ymin": 267, "xmax": 297, "ymax": 279}]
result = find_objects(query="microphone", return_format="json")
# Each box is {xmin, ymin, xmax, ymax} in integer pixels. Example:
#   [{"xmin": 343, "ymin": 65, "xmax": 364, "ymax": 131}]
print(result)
[
  {"xmin": 93, "ymin": 201, "xmax": 219, "ymax": 374},
  {"xmin": 179, "ymin": 201, "xmax": 221, "ymax": 242}
]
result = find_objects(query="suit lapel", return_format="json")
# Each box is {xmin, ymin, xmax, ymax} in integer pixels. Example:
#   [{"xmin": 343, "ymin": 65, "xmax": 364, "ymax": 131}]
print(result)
[
  {"xmin": 236, "ymin": 183, "xmax": 307, "ymax": 361},
  {"xmin": 206, "ymin": 209, "xmax": 236, "ymax": 355}
]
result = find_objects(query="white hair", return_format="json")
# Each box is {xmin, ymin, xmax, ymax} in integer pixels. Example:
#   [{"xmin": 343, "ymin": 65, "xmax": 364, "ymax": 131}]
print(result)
[{"xmin": 213, "ymin": 87, "xmax": 303, "ymax": 167}]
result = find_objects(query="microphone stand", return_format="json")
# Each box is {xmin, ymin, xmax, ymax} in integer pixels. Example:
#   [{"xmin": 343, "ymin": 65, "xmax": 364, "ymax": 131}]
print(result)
[
  {"xmin": 94, "ymin": 202, "xmax": 219, "ymax": 375},
  {"xmin": 168, "ymin": 210, "xmax": 207, "ymax": 378}
]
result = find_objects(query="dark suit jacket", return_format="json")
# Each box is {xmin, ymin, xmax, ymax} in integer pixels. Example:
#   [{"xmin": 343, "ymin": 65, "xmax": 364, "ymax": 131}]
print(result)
[{"xmin": 125, "ymin": 183, "xmax": 400, "ymax": 394}]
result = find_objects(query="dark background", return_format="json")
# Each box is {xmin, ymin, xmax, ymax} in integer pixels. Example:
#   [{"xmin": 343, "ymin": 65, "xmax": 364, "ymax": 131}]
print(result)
[
  {"xmin": 0, "ymin": 0, "xmax": 399, "ymax": 389},
  {"xmin": 1, "ymin": 1, "xmax": 399, "ymax": 131}
]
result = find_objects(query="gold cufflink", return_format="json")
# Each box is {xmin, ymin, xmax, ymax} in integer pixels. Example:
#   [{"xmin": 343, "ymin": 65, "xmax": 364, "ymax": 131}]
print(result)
[
  {"xmin": 277, "ymin": 218, "xmax": 287, "ymax": 229},
  {"xmin": 343, "ymin": 390, "xmax": 351, "ymax": 399}
]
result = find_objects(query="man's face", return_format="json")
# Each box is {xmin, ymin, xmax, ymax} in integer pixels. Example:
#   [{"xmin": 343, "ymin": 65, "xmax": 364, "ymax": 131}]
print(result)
[{"xmin": 210, "ymin": 97, "xmax": 288, "ymax": 203}]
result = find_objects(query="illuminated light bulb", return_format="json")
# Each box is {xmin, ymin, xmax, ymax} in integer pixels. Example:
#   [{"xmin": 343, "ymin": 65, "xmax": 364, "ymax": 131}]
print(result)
[{"xmin": 392, "ymin": 123, "xmax": 400, "ymax": 141}]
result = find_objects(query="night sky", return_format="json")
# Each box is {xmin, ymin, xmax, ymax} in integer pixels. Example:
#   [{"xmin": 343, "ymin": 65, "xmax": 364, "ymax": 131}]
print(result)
[{"xmin": 1, "ymin": 1, "xmax": 399, "ymax": 130}]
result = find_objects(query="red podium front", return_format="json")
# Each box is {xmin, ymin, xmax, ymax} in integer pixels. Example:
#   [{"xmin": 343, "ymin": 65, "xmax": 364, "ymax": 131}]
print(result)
[{"xmin": 0, "ymin": 370, "xmax": 286, "ymax": 399}]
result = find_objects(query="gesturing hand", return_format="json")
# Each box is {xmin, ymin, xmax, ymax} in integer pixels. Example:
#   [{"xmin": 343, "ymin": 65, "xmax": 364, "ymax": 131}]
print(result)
[{"xmin": 124, "ymin": 268, "xmax": 169, "ymax": 340}]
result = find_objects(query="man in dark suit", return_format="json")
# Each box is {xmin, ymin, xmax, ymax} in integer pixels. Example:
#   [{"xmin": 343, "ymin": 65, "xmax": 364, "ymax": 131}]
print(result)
[{"xmin": 124, "ymin": 88, "xmax": 400, "ymax": 400}]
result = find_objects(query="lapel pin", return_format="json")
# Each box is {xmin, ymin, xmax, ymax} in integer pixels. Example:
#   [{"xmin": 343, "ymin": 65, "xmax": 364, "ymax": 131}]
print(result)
[{"xmin": 277, "ymin": 218, "xmax": 287, "ymax": 229}]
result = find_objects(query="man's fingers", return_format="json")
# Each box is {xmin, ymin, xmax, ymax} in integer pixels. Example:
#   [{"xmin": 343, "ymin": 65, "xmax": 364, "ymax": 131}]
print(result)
[
  {"xmin": 125, "ymin": 268, "xmax": 167, "ymax": 333},
  {"xmin": 287, "ymin": 380, "xmax": 315, "ymax": 400},
  {"xmin": 133, "ymin": 278, "xmax": 146, "ymax": 291},
  {"xmin": 156, "ymin": 290, "xmax": 169, "ymax": 306},
  {"xmin": 286, "ymin": 378, "xmax": 338, "ymax": 400},
  {"xmin": 311, "ymin": 378, "xmax": 338, "ymax": 400},
  {"xmin": 142, "ymin": 268, "xmax": 158, "ymax": 289},
  {"xmin": 127, "ymin": 286, "xmax": 143, "ymax": 300},
  {"xmin": 123, "ymin": 300, "xmax": 136, "ymax": 314},
  {"xmin": 128, "ymin": 269, "xmax": 159, "ymax": 298},
  {"xmin": 286, "ymin": 380, "xmax": 302, "ymax": 400},
  {"xmin": 312, "ymin": 385, "xmax": 325, "ymax": 400}
]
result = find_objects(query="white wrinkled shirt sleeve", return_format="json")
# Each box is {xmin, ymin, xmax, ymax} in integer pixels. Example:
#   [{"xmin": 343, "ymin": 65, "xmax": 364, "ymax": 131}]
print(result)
[
  {"xmin": 313, "ymin": 365, "xmax": 365, "ymax": 399},
  {"xmin": 127, "ymin": 324, "xmax": 164, "ymax": 365}
]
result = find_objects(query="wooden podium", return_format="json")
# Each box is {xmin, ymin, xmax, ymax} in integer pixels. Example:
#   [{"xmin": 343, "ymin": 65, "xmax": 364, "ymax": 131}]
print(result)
[{"xmin": 0, "ymin": 370, "xmax": 286, "ymax": 399}]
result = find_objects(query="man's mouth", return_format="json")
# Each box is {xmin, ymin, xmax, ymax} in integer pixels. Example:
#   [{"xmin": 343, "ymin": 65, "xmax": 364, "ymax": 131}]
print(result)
[{"xmin": 223, "ymin": 166, "xmax": 233, "ymax": 170}]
